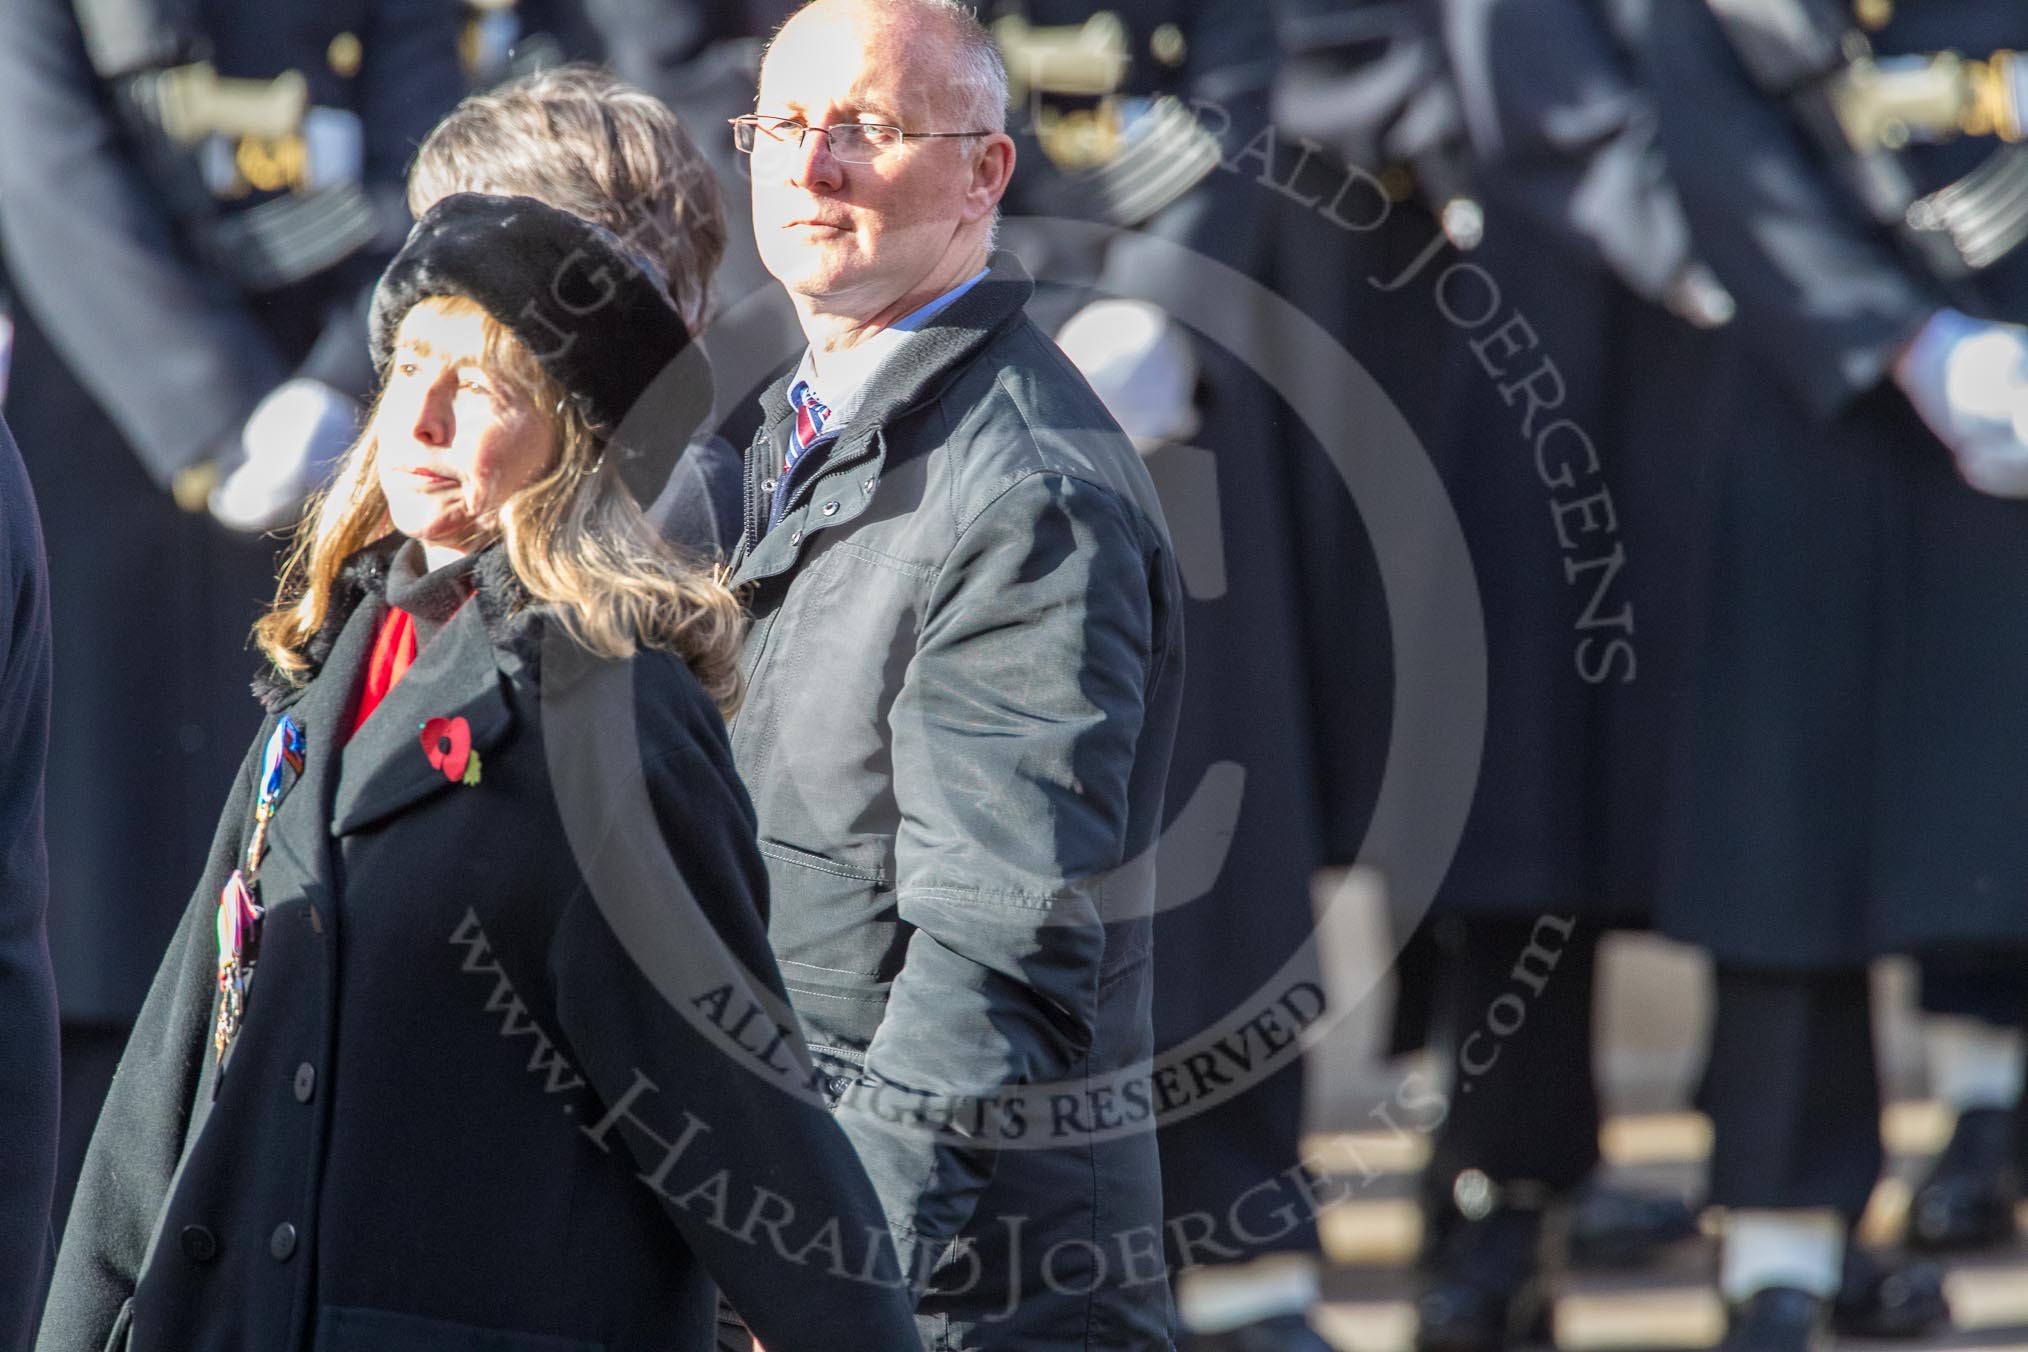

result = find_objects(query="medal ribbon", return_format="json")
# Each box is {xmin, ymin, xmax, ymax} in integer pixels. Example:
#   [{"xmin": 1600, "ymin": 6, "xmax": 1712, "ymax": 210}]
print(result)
[{"xmin": 214, "ymin": 713, "xmax": 303, "ymax": 1062}]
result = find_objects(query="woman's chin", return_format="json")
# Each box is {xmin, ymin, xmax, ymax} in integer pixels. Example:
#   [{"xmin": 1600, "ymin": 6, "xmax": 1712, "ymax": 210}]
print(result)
[{"xmin": 385, "ymin": 499, "xmax": 454, "ymax": 544}]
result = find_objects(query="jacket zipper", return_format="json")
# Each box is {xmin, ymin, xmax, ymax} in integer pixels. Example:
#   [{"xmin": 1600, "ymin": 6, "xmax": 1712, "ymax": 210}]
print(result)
[{"xmin": 741, "ymin": 426, "xmax": 763, "ymax": 554}]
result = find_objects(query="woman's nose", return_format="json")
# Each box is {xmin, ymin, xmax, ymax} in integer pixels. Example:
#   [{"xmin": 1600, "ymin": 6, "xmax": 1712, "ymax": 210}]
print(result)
[{"xmin": 411, "ymin": 380, "xmax": 454, "ymax": 447}]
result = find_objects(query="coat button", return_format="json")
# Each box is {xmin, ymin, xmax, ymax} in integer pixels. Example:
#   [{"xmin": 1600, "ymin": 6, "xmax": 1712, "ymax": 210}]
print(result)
[
  {"xmin": 862, "ymin": 478, "xmax": 875, "ymax": 495},
  {"xmin": 827, "ymin": 1074, "xmax": 852, "ymax": 1096},
  {"xmin": 789, "ymin": 530, "xmax": 803, "ymax": 545},
  {"xmin": 270, "ymin": 1222, "xmax": 297, "ymax": 1261},
  {"xmin": 180, "ymin": 1225, "xmax": 218, "ymax": 1263},
  {"xmin": 762, "ymin": 477, "xmax": 778, "ymax": 493},
  {"xmin": 293, "ymin": 1062, "xmax": 316, "ymax": 1102},
  {"xmin": 821, "ymin": 500, "xmax": 840, "ymax": 516}
]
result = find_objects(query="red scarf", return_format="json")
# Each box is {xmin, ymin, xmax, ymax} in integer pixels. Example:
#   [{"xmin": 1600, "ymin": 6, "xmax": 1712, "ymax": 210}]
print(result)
[{"xmin": 348, "ymin": 607, "xmax": 419, "ymax": 741}]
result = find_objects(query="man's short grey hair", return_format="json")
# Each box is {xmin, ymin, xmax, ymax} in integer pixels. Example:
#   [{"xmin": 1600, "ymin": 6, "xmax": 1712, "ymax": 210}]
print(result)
[
  {"xmin": 905, "ymin": 0, "xmax": 1008, "ymax": 252},
  {"xmin": 766, "ymin": 0, "xmax": 1009, "ymax": 134},
  {"xmin": 912, "ymin": 0, "xmax": 1008, "ymax": 134}
]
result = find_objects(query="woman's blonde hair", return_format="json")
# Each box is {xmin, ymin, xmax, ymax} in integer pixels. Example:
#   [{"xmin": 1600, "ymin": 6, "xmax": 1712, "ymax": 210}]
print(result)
[{"xmin": 254, "ymin": 297, "xmax": 745, "ymax": 713}]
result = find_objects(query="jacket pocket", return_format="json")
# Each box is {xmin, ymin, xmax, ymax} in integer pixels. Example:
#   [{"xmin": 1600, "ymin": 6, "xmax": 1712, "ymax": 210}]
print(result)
[
  {"xmin": 760, "ymin": 839, "xmax": 906, "ymax": 1001},
  {"xmin": 315, "ymin": 1305, "xmax": 604, "ymax": 1352}
]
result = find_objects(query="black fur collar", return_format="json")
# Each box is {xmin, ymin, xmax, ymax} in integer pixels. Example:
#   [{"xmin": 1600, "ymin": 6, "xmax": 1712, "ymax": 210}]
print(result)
[{"xmin": 251, "ymin": 536, "xmax": 541, "ymax": 712}]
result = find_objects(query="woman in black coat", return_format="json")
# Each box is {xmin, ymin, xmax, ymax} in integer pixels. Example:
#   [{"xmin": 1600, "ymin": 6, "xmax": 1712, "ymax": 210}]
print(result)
[{"xmin": 37, "ymin": 194, "xmax": 920, "ymax": 1352}]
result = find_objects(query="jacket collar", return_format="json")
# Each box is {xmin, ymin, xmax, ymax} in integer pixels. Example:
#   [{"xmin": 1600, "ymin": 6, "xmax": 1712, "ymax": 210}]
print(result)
[
  {"xmin": 330, "ymin": 596, "xmax": 516, "ymax": 836},
  {"xmin": 254, "ymin": 537, "xmax": 542, "ymax": 712},
  {"xmin": 249, "ymin": 536, "xmax": 533, "ymax": 837},
  {"xmin": 252, "ymin": 536, "xmax": 402, "ymax": 714},
  {"xmin": 731, "ymin": 251, "xmax": 1036, "ymax": 585}
]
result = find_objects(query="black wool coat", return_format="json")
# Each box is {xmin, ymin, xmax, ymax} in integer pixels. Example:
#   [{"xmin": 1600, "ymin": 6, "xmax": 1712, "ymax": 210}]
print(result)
[{"xmin": 37, "ymin": 538, "xmax": 920, "ymax": 1352}]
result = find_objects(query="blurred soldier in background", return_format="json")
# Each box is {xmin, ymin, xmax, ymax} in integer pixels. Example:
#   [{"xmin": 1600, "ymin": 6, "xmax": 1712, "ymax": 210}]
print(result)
[
  {"xmin": 990, "ymin": 5, "xmax": 1334, "ymax": 1348},
  {"xmin": 1, "ymin": 410, "xmax": 60, "ymax": 1352},
  {"xmin": 1272, "ymin": 0, "xmax": 1723, "ymax": 1337},
  {"xmin": 0, "ymin": 0, "xmax": 461, "ymax": 1226},
  {"xmin": 1636, "ymin": 1, "xmax": 2028, "ymax": 1347},
  {"xmin": 0, "ymin": 253, "xmax": 14, "ymax": 407},
  {"xmin": 1397, "ymin": 1, "xmax": 1722, "ymax": 1344},
  {"xmin": 457, "ymin": 0, "xmax": 606, "ymax": 88},
  {"xmin": 1905, "ymin": 954, "xmax": 2028, "ymax": 1253},
  {"xmin": 1269, "ymin": 5, "xmax": 1726, "ymax": 1348}
]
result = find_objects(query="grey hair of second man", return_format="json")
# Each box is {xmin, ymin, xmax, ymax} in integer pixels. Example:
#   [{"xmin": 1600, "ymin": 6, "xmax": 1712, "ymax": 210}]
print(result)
[{"xmin": 760, "ymin": 0, "xmax": 1010, "ymax": 137}]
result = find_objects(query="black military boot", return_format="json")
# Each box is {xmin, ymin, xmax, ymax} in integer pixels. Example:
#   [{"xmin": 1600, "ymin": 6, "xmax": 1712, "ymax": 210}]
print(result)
[
  {"xmin": 1564, "ymin": 1181, "xmax": 1701, "ymax": 1269},
  {"xmin": 1907, "ymin": 1105, "xmax": 2023, "ymax": 1253},
  {"xmin": 1830, "ymin": 1247, "xmax": 1951, "ymax": 1339},
  {"xmin": 1721, "ymin": 1288, "xmax": 1829, "ymax": 1352},
  {"xmin": 1415, "ymin": 1175, "xmax": 1557, "ymax": 1352}
]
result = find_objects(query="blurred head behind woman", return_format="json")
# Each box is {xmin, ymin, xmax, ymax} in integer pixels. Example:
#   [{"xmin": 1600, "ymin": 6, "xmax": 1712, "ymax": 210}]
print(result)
[{"xmin": 406, "ymin": 63, "xmax": 727, "ymax": 334}]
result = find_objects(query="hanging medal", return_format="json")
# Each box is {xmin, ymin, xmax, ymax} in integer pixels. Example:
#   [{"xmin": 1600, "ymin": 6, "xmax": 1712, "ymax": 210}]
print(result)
[{"xmin": 214, "ymin": 713, "xmax": 304, "ymax": 1063}]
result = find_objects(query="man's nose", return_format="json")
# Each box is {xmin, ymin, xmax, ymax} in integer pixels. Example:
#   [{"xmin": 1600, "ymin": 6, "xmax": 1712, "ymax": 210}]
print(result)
[{"xmin": 789, "ymin": 125, "xmax": 843, "ymax": 191}]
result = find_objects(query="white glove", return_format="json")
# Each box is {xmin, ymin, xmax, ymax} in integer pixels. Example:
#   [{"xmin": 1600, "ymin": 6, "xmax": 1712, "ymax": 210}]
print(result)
[
  {"xmin": 1054, "ymin": 299, "xmax": 1200, "ymax": 453},
  {"xmin": 209, "ymin": 378, "xmax": 361, "ymax": 533},
  {"xmin": 1892, "ymin": 307, "xmax": 2028, "ymax": 499},
  {"xmin": 1665, "ymin": 262, "xmax": 1736, "ymax": 330}
]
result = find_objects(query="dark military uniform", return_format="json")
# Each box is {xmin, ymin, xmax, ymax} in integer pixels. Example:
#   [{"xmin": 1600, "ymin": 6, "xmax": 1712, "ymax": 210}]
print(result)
[
  {"xmin": 0, "ymin": 0, "xmax": 461, "ymax": 1226},
  {"xmin": 0, "ymin": 411, "xmax": 61, "ymax": 1350},
  {"xmin": 1273, "ymin": 0, "xmax": 1716, "ymax": 1186},
  {"xmin": 993, "ymin": 0, "xmax": 1334, "ymax": 1298},
  {"xmin": 1639, "ymin": 0, "xmax": 2028, "ymax": 1222},
  {"xmin": 1410, "ymin": 0, "xmax": 1722, "ymax": 1209},
  {"xmin": 1272, "ymin": 4, "xmax": 1723, "ymax": 1345},
  {"xmin": 458, "ymin": 0, "xmax": 606, "ymax": 89},
  {"xmin": 1267, "ymin": 0, "xmax": 1479, "ymax": 1062}
]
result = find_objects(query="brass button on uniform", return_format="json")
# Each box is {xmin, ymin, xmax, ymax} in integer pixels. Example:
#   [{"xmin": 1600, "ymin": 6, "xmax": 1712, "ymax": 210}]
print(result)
[
  {"xmin": 293, "ymin": 1062, "xmax": 316, "ymax": 1102},
  {"xmin": 327, "ymin": 32, "xmax": 363, "ymax": 78},
  {"xmin": 270, "ymin": 1222, "xmax": 298, "ymax": 1261},
  {"xmin": 180, "ymin": 1225, "xmax": 218, "ymax": 1263}
]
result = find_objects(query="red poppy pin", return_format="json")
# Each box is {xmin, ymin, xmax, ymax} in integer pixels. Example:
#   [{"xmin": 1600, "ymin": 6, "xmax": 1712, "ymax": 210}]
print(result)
[{"xmin": 420, "ymin": 715, "xmax": 482, "ymax": 786}]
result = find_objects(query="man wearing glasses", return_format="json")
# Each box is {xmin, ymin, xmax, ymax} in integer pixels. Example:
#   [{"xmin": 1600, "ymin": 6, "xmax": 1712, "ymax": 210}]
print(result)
[{"xmin": 723, "ymin": 0, "xmax": 1183, "ymax": 1347}]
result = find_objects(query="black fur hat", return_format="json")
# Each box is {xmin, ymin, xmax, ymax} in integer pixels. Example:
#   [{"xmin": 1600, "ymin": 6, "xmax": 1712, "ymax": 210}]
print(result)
[{"xmin": 368, "ymin": 192, "xmax": 713, "ymax": 504}]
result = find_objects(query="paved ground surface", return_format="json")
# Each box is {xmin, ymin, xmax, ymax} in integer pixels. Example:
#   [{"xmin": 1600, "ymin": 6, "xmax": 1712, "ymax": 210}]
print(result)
[
  {"xmin": 1300, "ymin": 1107, "xmax": 2028, "ymax": 1351},
  {"xmin": 1292, "ymin": 878, "xmax": 2028, "ymax": 1350}
]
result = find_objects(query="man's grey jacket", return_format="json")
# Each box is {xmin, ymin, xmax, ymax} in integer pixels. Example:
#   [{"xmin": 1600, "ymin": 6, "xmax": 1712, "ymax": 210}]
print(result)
[{"xmin": 727, "ymin": 255, "xmax": 1183, "ymax": 1350}]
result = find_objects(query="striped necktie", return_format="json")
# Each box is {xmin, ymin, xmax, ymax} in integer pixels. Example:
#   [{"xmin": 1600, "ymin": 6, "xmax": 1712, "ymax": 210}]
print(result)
[
  {"xmin": 786, "ymin": 379, "xmax": 833, "ymax": 472},
  {"xmin": 772, "ymin": 378, "xmax": 836, "ymax": 529}
]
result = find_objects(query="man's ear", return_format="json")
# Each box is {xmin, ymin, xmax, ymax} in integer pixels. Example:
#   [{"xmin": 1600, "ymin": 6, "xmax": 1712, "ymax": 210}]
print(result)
[{"xmin": 963, "ymin": 133, "xmax": 1017, "ymax": 223}]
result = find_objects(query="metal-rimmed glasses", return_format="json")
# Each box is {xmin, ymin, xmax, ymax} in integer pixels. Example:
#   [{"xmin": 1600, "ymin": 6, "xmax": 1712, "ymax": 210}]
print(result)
[{"xmin": 730, "ymin": 114, "xmax": 993, "ymax": 164}]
